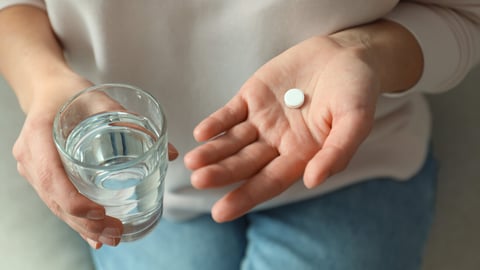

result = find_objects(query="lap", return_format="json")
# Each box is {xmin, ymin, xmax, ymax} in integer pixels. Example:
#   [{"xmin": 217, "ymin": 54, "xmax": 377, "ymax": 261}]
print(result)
[
  {"xmin": 91, "ymin": 215, "xmax": 247, "ymax": 270},
  {"xmin": 91, "ymin": 155, "xmax": 437, "ymax": 270},
  {"xmin": 243, "ymin": 154, "xmax": 437, "ymax": 270}
]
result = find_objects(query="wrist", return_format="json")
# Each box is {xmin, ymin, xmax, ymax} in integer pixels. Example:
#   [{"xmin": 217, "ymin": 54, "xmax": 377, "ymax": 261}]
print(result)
[
  {"xmin": 0, "ymin": 5, "xmax": 91, "ymax": 115},
  {"xmin": 24, "ymin": 69, "xmax": 92, "ymax": 117},
  {"xmin": 329, "ymin": 19, "xmax": 423, "ymax": 94}
]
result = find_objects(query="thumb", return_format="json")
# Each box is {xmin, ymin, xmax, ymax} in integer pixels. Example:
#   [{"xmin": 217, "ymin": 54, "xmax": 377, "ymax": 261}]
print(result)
[{"xmin": 303, "ymin": 111, "xmax": 372, "ymax": 188}]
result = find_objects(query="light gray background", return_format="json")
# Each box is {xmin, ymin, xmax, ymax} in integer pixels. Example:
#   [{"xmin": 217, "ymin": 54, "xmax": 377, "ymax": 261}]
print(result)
[{"xmin": 0, "ymin": 66, "xmax": 479, "ymax": 269}]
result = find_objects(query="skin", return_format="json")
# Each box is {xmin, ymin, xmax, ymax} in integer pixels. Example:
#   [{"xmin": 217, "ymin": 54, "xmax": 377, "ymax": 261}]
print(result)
[
  {"xmin": 184, "ymin": 25, "xmax": 423, "ymax": 222},
  {"xmin": 0, "ymin": 5, "xmax": 422, "ymax": 248}
]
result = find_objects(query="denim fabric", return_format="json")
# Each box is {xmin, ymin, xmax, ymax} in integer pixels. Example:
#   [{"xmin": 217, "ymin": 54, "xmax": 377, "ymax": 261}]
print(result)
[{"xmin": 91, "ymin": 154, "xmax": 437, "ymax": 270}]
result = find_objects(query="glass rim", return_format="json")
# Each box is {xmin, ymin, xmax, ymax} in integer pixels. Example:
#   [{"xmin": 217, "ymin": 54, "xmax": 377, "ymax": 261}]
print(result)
[{"xmin": 52, "ymin": 83, "xmax": 167, "ymax": 171}]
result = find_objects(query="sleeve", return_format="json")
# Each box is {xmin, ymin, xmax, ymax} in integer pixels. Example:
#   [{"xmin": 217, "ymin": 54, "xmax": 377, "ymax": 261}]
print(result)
[
  {"xmin": 383, "ymin": 0, "xmax": 480, "ymax": 96},
  {"xmin": 0, "ymin": 0, "xmax": 45, "ymax": 11}
]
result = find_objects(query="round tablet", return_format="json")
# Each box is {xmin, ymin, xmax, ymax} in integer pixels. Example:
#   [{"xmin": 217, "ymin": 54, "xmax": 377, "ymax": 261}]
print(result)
[{"xmin": 284, "ymin": 88, "xmax": 305, "ymax": 109}]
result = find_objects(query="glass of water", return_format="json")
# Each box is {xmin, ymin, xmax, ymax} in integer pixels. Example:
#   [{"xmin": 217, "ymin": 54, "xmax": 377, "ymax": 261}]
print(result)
[{"xmin": 53, "ymin": 83, "xmax": 168, "ymax": 242}]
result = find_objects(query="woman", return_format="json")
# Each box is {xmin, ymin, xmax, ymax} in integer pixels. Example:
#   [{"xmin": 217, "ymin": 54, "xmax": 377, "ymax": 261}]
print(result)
[{"xmin": 0, "ymin": 1, "xmax": 479, "ymax": 269}]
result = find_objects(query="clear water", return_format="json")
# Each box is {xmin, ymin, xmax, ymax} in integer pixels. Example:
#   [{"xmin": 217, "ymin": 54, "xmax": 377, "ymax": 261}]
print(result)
[{"xmin": 65, "ymin": 111, "xmax": 167, "ymax": 241}]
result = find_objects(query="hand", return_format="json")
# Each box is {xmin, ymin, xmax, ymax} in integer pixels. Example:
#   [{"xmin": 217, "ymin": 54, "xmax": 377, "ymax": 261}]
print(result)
[
  {"xmin": 185, "ymin": 36, "xmax": 381, "ymax": 222},
  {"xmin": 12, "ymin": 75, "xmax": 179, "ymax": 249}
]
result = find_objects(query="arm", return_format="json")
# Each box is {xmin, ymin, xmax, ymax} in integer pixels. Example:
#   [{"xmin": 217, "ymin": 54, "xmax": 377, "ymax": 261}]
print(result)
[
  {"xmin": 0, "ymin": 5, "xmax": 122, "ymax": 248},
  {"xmin": 0, "ymin": 3, "xmax": 87, "ymax": 113},
  {"xmin": 185, "ymin": 20, "xmax": 424, "ymax": 222},
  {"xmin": 185, "ymin": 2, "xmax": 480, "ymax": 222},
  {"xmin": 328, "ymin": 19, "xmax": 424, "ymax": 94},
  {"xmin": 384, "ymin": 0, "xmax": 480, "ymax": 95},
  {"xmin": 329, "ymin": 0, "xmax": 480, "ymax": 96}
]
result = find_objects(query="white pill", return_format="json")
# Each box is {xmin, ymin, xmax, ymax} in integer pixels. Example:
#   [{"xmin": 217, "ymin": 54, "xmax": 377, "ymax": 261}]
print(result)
[{"xmin": 284, "ymin": 88, "xmax": 305, "ymax": 109}]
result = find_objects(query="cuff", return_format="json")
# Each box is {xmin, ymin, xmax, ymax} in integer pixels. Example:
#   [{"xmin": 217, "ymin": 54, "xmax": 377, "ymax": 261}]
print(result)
[{"xmin": 383, "ymin": 2, "xmax": 462, "ymax": 97}]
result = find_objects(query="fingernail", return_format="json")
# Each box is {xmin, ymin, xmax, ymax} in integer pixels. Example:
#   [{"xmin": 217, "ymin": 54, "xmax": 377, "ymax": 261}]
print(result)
[
  {"xmin": 305, "ymin": 178, "xmax": 324, "ymax": 189},
  {"xmin": 99, "ymin": 227, "xmax": 122, "ymax": 246},
  {"xmin": 304, "ymin": 180, "xmax": 316, "ymax": 189},
  {"xmin": 86, "ymin": 210, "xmax": 105, "ymax": 220},
  {"xmin": 86, "ymin": 238, "xmax": 102, "ymax": 249},
  {"xmin": 99, "ymin": 235, "xmax": 121, "ymax": 246},
  {"xmin": 102, "ymin": 227, "xmax": 121, "ymax": 238}
]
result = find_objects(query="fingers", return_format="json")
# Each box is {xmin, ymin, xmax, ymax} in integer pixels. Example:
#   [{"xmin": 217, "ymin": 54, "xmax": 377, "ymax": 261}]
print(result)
[
  {"xmin": 303, "ymin": 146, "xmax": 346, "ymax": 188},
  {"xmin": 13, "ymin": 123, "xmax": 123, "ymax": 247},
  {"xmin": 26, "ymin": 166, "xmax": 123, "ymax": 246},
  {"xmin": 191, "ymin": 141, "xmax": 278, "ymax": 189},
  {"xmin": 14, "ymin": 137, "xmax": 103, "ymax": 219},
  {"xmin": 303, "ymin": 111, "xmax": 373, "ymax": 188},
  {"xmin": 17, "ymin": 159, "xmax": 123, "ymax": 247},
  {"xmin": 80, "ymin": 234, "xmax": 103, "ymax": 250},
  {"xmin": 26, "ymin": 160, "xmax": 123, "ymax": 246},
  {"xmin": 37, "ymin": 163, "xmax": 123, "ymax": 246},
  {"xmin": 34, "ymin": 154, "xmax": 106, "ymax": 219},
  {"xmin": 211, "ymin": 155, "xmax": 305, "ymax": 222},
  {"xmin": 193, "ymin": 95, "xmax": 248, "ymax": 142},
  {"xmin": 185, "ymin": 121, "xmax": 258, "ymax": 170},
  {"xmin": 68, "ymin": 215, "xmax": 123, "ymax": 247}
]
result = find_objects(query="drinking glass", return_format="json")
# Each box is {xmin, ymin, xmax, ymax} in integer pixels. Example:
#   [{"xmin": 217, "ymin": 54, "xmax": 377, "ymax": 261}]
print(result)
[{"xmin": 53, "ymin": 83, "xmax": 168, "ymax": 242}]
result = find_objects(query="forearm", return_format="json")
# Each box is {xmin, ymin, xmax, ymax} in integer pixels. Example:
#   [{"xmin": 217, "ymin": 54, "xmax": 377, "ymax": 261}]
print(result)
[
  {"xmin": 0, "ymin": 5, "xmax": 81, "ymax": 114},
  {"xmin": 329, "ymin": 19, "xmax": 424, "ymax": 94}
]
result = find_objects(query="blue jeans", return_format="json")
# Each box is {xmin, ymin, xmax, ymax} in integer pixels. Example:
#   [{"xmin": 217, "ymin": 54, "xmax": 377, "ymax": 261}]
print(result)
[{"xmin": 91, "ymin": 154, "xmax": 437, "ymax": 270}]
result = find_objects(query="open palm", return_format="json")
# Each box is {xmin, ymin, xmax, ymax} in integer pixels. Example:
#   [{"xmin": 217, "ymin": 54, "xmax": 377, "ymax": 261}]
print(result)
[{"xmin": 185, "ymin": 36, "xmax": 381, "ymax": 222}]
